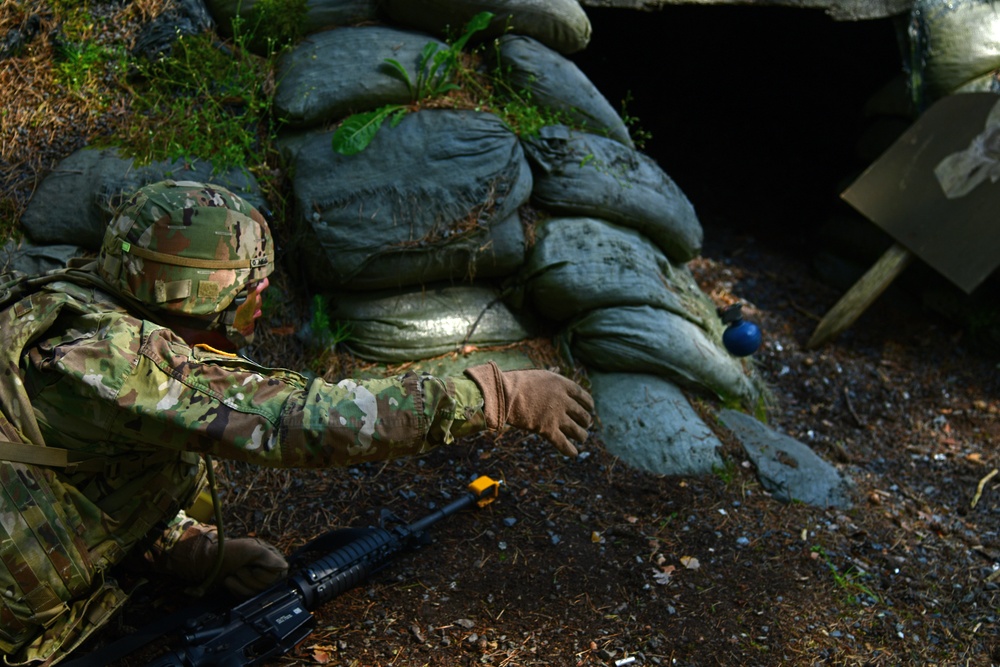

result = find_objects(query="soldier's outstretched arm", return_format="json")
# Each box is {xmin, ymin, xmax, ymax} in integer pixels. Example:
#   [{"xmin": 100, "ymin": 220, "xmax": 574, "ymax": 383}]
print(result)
[{"xmin": 29, "ymin": 315, "xmax": 591, "ymax": 467}]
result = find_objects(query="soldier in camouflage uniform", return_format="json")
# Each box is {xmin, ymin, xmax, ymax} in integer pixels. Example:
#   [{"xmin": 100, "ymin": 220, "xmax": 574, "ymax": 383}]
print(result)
[{"xmin": 0, "ymin": 180, "xmax": 593, "ymax": 665}]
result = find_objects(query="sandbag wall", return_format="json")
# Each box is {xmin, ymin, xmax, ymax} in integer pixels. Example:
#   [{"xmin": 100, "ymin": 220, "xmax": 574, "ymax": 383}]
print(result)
[
  {"xmin": 10, "ymin": 0, "xmax": 766, "ymax": 475},
  {"xmin": 255, "ymin": 0, "xmax": 763, "ymax": 407}
]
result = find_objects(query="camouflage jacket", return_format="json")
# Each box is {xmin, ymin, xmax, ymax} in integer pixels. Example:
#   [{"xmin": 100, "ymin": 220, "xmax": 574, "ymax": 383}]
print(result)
[
  {"xmin": 24, "ymin": 292, "xmax": 489, "ymax": 469},
  {"xmin": 0, "ymin": 269, "xmax": 489, "ymax": 663}
]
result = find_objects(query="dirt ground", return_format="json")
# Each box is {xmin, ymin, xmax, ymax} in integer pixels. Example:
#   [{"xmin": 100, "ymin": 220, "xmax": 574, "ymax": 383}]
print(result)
[
  {"xmin": 3, "ymin": 3, "xmax": 1000, "ymax": 665},
  {"xmin": 88, "ymin": 224, "xmax": 999, "ymax": 667}
]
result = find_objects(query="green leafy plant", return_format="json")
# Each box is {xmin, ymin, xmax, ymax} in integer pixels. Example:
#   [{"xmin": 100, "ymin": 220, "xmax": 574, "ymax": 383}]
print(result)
[
  {"xmin": 489, "ymin": 84, "xmax": 569, "ymax": 139},
  {"xmin": 243, "ymin": 0, "xmax": 307, "ymax": 50},
  {"xmin": 619, "ymin": 91, "xmax": 652, "ymax": 150},
  {"xmin": 55, "ymin": 40, "xmax": 126, "ymax": 94},
  {"xmin": 385, "ymin": 11, "xmax": 490, "ymax": 100},
  {"xmin": 331, "ymin": 11, "xmax": 493, "ymax": 156},
  {"xmin": 711, "ymin": 458, "xmax": 738, "ymax": 485},
  {"xmin": 811, "ymin": 545, "xmax": 880, "ymax": 605},
  {"xmin": 49, "ymin": 1, "xmax": 128, "ymax": 101},
  {"xmin": 309, "ymin": 295, "xmax": 352, "ymax": 351},
  {"xmin": 113, "ymin": 23, "xmax": 276, "ymax": 172},
  {"xmin": 329, "ymin": 104, "xmax": 408, "ymax": 157}
]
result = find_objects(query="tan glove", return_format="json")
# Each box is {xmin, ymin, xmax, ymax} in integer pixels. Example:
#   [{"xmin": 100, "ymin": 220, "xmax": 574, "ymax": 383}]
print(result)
[
  {"xmin": 465, "ymin": 361, "xmax": 594, "ymax": 456},
  {"xmin": 156, "ymin": 524, "xmax": 289, "ymax": 598}
]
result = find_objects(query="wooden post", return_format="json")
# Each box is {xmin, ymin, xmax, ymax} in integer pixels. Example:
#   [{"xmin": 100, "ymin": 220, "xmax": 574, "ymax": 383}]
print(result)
[{"xmin": 807, "ymin": 243, "xmax": 914, "ymax": 349}]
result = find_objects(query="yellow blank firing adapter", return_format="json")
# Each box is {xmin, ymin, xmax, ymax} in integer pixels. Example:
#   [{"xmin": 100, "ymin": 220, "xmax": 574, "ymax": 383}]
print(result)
[{"xmin": 468, "ymin": 475, "xmax": 501, "ymax": 507}]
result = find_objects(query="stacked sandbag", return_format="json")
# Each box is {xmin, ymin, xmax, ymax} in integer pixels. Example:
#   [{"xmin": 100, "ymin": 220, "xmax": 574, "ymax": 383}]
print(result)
[
  {"xmin": 589, "ymin": 372, "xmax": 725, "ymax": 476},
  {"xmin": 15, "ymin": 0, "xmax": 768, "ymax": 475},
  {"xmin": 270, "ymin": 4, "xmax": 609, "ymax": 362},
  {"xmin": 517, "ymin": 216, "xmax": 755, "ymax": 404},
  {"xmin": 329, "ymin": 285, "xmax": 534, "ymax": 362},
  {"xmin": 264, "ymin": 0, "xmax": 761, "ymax": 409},
  {"xmin": 211, "ymin": 0, "xmax": 595, "ymax": 55},
  {"xmin": 384, "ymin": 0, "xmax": 592, "ymax": 55},
  {"xmin": 522, "ymin": 125, "xmax": 702, "ymax": 263},
  {"xmin": 19, "ymin": 147, "xmax": 263, "ymax": 251},
  {"xmin": 513, "ymin": 134, "xmax": 757, "ymax": 403},
  {"xmin": 205, "ymin": 0, "xmax": 380, "ymax": 50},
  {"xmin": 520, "ymin": 217, "xmax": 711, "ymax": 324},
  {"xmin": 288, "ymin": 109, "xmax": 532, "ymax": 291},
  {"xmin": 486, "ymin": 35, "xmax": 633, "ymax": 147},
  {"xmin": 273, "ymin": 26, "xmax": 450, "ymax": 128},
  {"xmin": 132, "ymin": 0, "xmax": 215, "ymax": 61},
  {"xmin": 568, "ymin": 306, "xmax": 757, "ymax": 403},
  {"xmin": 908, "ymin": 0, "xmax": 1000, "ymax": 106}
]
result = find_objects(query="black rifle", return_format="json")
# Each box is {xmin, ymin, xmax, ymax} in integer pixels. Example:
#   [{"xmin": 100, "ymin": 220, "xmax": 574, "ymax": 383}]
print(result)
[{"xmin": 142, "ymin": 475, "xmax": 500, "ymax": 667}]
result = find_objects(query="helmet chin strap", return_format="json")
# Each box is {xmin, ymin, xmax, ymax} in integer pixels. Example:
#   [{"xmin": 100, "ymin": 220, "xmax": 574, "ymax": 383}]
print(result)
[
  {"xmin": 213, "ymin": 288, "xmax": 256, "ymax": 350},
  {"xmin": 155, "ymin": 292, "xmax": 255, "ymax": 352}
]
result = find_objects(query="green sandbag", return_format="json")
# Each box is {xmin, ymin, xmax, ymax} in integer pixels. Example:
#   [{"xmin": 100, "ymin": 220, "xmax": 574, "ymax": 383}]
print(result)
[
  {"xmin": 589, "ymin": 372, "xmax": 724, "ymax": 477},
  {"xmin": 289, "ymin": 110, "xmax": 533, "ymax": 290},
  {"xmin": 274, "ymin": 26, "xmax": 448, "ymax": 128},
  {"xmin": 909, "ymin": 0, "xmax": 1000, "ymax": 104},
  {"xmin": 345, "ymin": 212, "xmax": 526, "ymax": 291},
  {"xmin": 523, "ymin": 126, "xmax": 703, "ymax": 263},
  {"xmin": 566, "ymin": 305, "xmax": 759, "ymax": 404},
  {"xmin": 330, "ymin": 285, "xmax": 534, "ymax": 362},
  {"xmin": 521, "ymin": 216, "xmax": 716, "ymax": 325},
  {"xmin": 205, "ymin": 0, "xmax": 380, "ymax": 51},
  {"xmin": 19, "ymin": 147, "xmax": 262, "ymax": 251},
  {"xmin": 489, "ymin": 35, "xmax": 631, "ymax": 147},
  {"xmin": 384, "ymin": 0, "xmax": 591, "ymax": 55}
]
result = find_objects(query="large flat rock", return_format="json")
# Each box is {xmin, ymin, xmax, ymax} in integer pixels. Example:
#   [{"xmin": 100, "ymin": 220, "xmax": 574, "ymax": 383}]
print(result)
[{"xmin": 718, "ymin": 409, "xmax": 854, "ymax": 508}]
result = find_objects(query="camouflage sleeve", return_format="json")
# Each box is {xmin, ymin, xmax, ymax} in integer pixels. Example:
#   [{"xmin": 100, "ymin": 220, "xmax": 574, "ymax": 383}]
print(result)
[{"xmin": 26, "ymin": 313, "xmax": 489, "ymax": 468}]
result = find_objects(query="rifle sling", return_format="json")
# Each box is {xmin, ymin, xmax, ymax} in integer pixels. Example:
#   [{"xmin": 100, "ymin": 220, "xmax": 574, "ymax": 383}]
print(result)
[
  {"xmin": 0, "ymin": 439, "xmax": 102, "ymax": 471},
  {"xmin": 0, "ymin": 439, "xmax": 177, "ymax": 475}
]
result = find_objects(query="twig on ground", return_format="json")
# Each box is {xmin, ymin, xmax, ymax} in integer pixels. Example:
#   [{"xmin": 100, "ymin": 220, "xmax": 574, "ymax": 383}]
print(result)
[
  {"xmin": 971, "ymin": 468, "xmax": 998, "ymax": 510},
  {"xmin": 843, "ymin": 386, "xmax": 865, "ymax": 427},
  {"xmin": 789, "ymin": 300, "xmax": 822, "ymax": 321}
]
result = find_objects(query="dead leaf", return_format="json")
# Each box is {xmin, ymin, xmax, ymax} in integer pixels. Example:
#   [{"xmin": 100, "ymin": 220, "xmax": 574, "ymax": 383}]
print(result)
[
  {"xmin": 680, "ymin": 556, "xmax": 700, "ymax": 570},
  {"xmin": 652, "ymin": 565, "xmax": 675, "ymax": 585}
]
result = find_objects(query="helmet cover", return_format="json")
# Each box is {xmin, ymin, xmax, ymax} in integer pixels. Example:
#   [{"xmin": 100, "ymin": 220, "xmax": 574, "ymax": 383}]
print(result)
[{"xmin": 98, "ymin": 180, "xmax": 273, "ymax": 319}]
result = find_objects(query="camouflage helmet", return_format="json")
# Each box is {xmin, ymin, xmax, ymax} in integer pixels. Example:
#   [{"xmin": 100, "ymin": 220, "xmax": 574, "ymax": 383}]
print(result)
[{"xmin": 98, "ymin": 180, "xmax": 273, "ymax": 318}]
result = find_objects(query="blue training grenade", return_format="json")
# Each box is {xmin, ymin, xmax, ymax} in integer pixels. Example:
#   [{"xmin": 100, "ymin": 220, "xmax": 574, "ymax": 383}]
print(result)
[{"xmin": 718, "ymin": 303, "xmax": 761, "ymax": 357}]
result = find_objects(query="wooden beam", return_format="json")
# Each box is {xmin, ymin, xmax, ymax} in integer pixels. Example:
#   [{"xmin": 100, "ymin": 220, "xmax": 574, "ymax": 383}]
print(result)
[{"xmin": 807, "ymin": 243, "xmax": 914, "ymax": 349}]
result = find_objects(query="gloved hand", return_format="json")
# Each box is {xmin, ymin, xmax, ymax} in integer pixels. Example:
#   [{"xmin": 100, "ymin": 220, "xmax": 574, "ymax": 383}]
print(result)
[
  {"xmin": 465, "ymin": 361, "xmax": 594, "ymax": 456},
  {"xmin": 157, "ymin": 523, "xmax": 288, "ymax": 598}
]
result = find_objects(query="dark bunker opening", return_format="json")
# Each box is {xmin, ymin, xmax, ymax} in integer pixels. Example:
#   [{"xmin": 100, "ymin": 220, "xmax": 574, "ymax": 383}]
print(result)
[{"xmin": 571, "ymin": 5, "xmax": 906, "ymax": 256}]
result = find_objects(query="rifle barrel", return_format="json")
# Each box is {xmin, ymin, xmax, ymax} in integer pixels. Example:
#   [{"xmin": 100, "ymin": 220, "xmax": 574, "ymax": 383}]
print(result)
[{"xmin": 408, "ymin": 476, "xmax": 500, "ymax": 534}]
